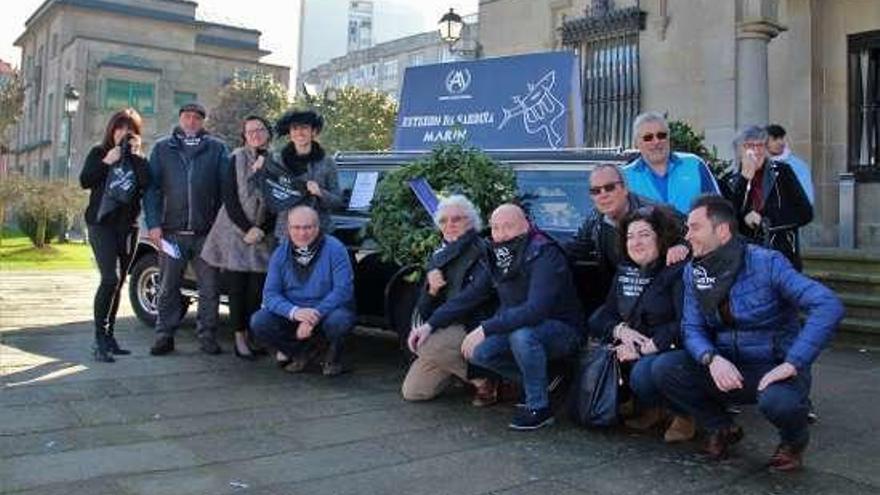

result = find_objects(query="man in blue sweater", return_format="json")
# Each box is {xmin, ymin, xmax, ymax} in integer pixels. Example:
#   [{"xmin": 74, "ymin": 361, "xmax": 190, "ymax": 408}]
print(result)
[
  {"xmin": 653, "ymin": 195, "xmax": 844, "ymax": 471},
  {"xmin": 429, "ymin": 204, "xmax": 584, "ymax": 430},
  {"xmin": 250, "ymin": 205, "xmax": 355, "ymax": 376}
]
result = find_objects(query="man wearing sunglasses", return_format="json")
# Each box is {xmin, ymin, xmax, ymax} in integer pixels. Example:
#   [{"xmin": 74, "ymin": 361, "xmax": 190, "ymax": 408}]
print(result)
[
  {"xmin": 567, "ymin": 164, "xmax": 687, "ymax": 300},
  {"xmin": 623, "ymin": 112, "xmax": 720, "ymax": 214}
]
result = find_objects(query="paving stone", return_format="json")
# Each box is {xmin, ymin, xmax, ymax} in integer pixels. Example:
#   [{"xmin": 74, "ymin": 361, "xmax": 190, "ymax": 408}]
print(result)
[{"xmin": 0, "ymin": 441, "xmax": 202, "ymax": 492}]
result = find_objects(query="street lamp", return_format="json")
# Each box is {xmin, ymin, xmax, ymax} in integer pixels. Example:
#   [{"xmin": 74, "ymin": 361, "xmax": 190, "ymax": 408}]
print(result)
[
  {"xmin": 63, "ymin": 83, "xmax": 80, "ymax": 185},
  {"xmin": 437, "ymin": 8, "xmax": 481, "ymax": 58},
  {"xmin": 438, "ymin": 8, "xmax": 464, "ymax": 45}
]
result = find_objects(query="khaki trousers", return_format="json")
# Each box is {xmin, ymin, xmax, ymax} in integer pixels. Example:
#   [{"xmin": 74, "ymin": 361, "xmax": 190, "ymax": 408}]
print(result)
[{"xmin": 401, "ymin": 325, "xmax": 468, "ymax": 401}]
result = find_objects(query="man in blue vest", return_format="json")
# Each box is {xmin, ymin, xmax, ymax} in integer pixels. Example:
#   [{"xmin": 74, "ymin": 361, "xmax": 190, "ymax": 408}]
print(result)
[{"xmin": 623, "ymin": 112, "xmax": 720, "ymax": 214}]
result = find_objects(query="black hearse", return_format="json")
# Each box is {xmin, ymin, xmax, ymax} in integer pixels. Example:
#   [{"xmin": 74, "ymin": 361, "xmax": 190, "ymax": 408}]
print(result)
[{"xmin": 127, "ymin": 148, "xmax": 631, "ymax": 345}]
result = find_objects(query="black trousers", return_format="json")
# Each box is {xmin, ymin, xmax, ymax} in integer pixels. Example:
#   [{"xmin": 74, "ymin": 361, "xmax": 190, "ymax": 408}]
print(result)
[
  {"xmin": 227, "ymin": 270, "xmax": 266, "ymax": 332},
  {"xmin": 87, "ymin": 223, "xmax": 137, "ymax": 335}
]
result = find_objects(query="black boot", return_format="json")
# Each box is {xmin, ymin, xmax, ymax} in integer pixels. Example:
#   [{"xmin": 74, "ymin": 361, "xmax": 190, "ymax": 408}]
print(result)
[
  {"xmin": 106, "ymin": 331, "xmax": 131, "ymax": 355},
  {"xmin": 93, "ymin": 332, "xmax": 115, "ymax": 363}
]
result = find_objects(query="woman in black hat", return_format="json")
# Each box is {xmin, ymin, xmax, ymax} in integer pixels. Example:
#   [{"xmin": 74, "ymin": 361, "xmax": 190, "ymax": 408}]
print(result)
[
  {"xmin": 260, "ymin": 109, "xmax": 342, "ymax": 239},
  {"xmin": 79, "ymin": 108, "xmax": 150, "ymax": 362}
]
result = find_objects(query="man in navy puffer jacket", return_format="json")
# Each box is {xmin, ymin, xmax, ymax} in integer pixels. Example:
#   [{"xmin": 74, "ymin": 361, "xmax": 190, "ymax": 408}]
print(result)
[{"xmin": 653, "ymin": 195, "xmax": 843, "ymax": 472}]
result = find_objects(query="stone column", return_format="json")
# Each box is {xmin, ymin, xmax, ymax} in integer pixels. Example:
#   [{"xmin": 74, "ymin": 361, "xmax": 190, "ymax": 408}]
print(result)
[{"xmin": 735, "ymin": 0, "xmax": 786, "ymax": 129}]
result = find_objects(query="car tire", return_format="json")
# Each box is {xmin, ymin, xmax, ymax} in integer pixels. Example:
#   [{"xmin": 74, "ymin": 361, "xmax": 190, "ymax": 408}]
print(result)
[
  {"xmin": 128, "ymin": 252, "xmax": 191, "ymax": 328},
  {"xmin": 129, "ymin": 252, "xmax": 161, "ymax": 327},
  {"xmin": 388, "ymin": 276, "xmax": 420, "ymax": 362}
]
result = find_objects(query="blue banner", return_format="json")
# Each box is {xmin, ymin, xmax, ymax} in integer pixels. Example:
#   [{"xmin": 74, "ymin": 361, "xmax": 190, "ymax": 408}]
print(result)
[{"xmin": 394, "ymin": 51, "xmax": 583, "ymax": 150}]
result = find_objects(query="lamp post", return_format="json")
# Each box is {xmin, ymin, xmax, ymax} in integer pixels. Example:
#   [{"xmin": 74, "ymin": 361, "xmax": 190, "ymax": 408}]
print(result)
[
  {"xmin": 63, "ymin": 83, "xmax": 80, "ymax": 185},
  {"xmin": 437, "ymin": 8, "xmax": 481, "ymax": 58}
]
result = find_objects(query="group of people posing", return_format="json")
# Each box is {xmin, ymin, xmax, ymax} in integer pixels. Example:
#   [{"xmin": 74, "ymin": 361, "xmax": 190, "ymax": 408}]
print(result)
[{"xmin": 80, "ymin": 106, "xmax": 843, "ymax": 472}]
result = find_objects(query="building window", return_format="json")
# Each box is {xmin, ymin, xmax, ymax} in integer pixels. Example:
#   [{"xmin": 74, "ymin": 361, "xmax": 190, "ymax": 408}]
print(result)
[
  {"xmin": 45, "ymin": 93, "xmax": 54, "ymax": 140},
  {"xmin": 51, "ymin": 34, "xmax": 58, "ymax": 58},
  {"xmin": 104, "ymin": 79, "xmax": 155, "ymax": 114},
  {"xmin": 561, "ymin": 6, "xmax": 645, "ymax": 148},
  {"xmin": 849, "ymin": 30, "xmax": 880, "ymax": 180}
]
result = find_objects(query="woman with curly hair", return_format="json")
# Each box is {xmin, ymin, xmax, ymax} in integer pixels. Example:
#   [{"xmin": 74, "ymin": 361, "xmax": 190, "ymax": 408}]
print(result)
[{"xmin": 589, "ymin": 205, "xmax": 694, "ymax": 442}]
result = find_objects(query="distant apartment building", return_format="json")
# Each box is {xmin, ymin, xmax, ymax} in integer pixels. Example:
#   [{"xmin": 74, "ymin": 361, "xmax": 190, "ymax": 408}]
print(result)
[
  {"xmin": 6, "ymin": 0, "xmax": 288, "ymax": 181},
  {"xmin": 299, "ymin": 19, "xmax": 479, "ymax": 99},
  {"xmin": 297, "ymin": 0, "xmax": 447, "ymax": 90}
]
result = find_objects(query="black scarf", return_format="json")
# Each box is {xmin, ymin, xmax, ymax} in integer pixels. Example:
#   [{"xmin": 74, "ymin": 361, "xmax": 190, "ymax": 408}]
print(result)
[
  {"xmin": 615, "ymin": 262, "xmax": 660, "ymax": 322},
  {"xmin": 691, "ymin": 236, "xmax": 746, "ymax": 315},
  {"xmin": 429, "ymin": 229, "xmax": 479, "ymax": 270},
  {"xmin": 289, "ymin": 234, "xmax": 325, "ymax": 282},
  {"xmin": 281, "ymin": 141, "xmax": 326, "ymax": 177},
  {"xmin": 491, "ymin": 233, "xmax": 529, "ymax": 280},
  {"xmin": 173, "ymin": 127, "xmax": 206, "ymax": 148}
]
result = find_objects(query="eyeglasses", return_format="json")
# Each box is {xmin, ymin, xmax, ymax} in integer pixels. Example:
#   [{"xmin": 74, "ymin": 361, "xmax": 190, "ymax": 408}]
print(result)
[
  {"xmin": 245, "ymin": 128, "xmax": 268, "ymax": 136},
  {"xmin": 742, "ymin": 141, "xmax": 766, "ymax": 150},
  {"xmin": 589, "ymin": 182, "xmax": 622, "ymax": 195},
  {"xmin": 439, "ymin": 214, "xmax": 467, "ymax": 225},
  {"xmin": 640, "ymin": 132, "xmax": 668, "ymax": 143}
]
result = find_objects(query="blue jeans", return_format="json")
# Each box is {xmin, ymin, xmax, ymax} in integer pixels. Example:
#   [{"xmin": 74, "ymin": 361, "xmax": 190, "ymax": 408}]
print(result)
[
  {"xmin": 628, "ymin": 353, "xmax": 664, "ymax": 407},
  {"xmin": 250, "ymin": 307, "xmax": 355, "ymax": 359},
  {"xmin": 469, "ymin": 320, "xmax": 581, "ymax": 410},
  {"xmin": 653, "ymin": 350, "xmax": 811, "ymax": 448}
]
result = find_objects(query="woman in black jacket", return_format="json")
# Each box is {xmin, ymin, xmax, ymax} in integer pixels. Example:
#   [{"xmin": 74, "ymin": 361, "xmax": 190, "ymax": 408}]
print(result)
[
  {"xmin": 589, "ymin": 205, "xmax": 693, "ymax": 441},
  {"xmin": 720, "ymin": 125, "xmax": 813, "ymax": 270},
  {"xmin": 79, "ymin": 108, "xmax": 149, "ymax": 362}
]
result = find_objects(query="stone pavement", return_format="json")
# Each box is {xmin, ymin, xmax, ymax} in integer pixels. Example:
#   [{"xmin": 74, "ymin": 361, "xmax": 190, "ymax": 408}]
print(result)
[{"xmin": 1, "ymin": 271, "xmax": 879, "ymax": 495}]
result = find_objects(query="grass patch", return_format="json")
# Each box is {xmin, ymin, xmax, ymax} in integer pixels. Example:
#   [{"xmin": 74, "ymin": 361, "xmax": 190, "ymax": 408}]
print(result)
[{"xmin": 0, "ymin": 229, "xmax": 94, "ymax": 271}]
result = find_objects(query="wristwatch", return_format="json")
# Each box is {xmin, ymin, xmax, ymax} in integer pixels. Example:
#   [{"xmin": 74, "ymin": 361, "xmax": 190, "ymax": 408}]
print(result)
[{"xmin": 700, "ymin": 351, "xmax": 717, "ymax": 367}]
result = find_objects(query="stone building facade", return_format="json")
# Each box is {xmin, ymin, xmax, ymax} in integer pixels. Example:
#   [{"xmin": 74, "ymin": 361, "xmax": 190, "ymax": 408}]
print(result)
[
  {"xmin": 7, "ymin": 0, "xmax": 288, "ymax": 182},
  {"xmin": 299, "ymin": 20, "xmax": 479, "ymax": 100},
  {"xmin": 478, "ymin": 0, "xmax": 880, "ymax": 249}
]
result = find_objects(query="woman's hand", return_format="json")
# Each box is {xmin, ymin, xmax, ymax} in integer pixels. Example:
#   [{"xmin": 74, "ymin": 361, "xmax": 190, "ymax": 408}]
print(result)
[
  {"xmin": 744, "ymin": 210, "xmax": 762, "ymax": 229},
  {"xmin": 615, "ymin": 342, "xmax": 640, "ymax": 362},
  {"xmin": 128, "ymin": 134, "xmax": 143, "ymax": 156},
  {"xmin": 740, "ymin": 149, "xmax": 760, "ymax": 180},
  {"xmin": 251, "ymin": 155, "xmax": 265, "ymax": 172},
  {"xmin": 306, "ymin": 180, "xmax": 322, "ymax": 197},
  {"xmin": 613, "ymin": 323, "xmax": 649, "ymax": 348},
  {"xmin": 426, "ymin": 269, "xmax": 446, "ymax": 296},
  {"xmin": 102, "ymin": 146, "xmax": 122, "ymax": 165},
  {"xmin": 639, "ymin": 339, "xmax": 658, "ymax": 355}
]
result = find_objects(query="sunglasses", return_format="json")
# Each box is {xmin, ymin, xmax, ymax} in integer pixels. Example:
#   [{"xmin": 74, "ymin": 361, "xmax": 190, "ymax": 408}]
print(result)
[
  {"xmin": 640, "ymin": 132, "xmax": 668, "ymax": 143},
  {"xmin": 439, "ymin": 214, "xmax": 467, "ymax": 225},
  {"xmin": 589, "ymin": 182, "xmax": 621, "ymax": 195}
]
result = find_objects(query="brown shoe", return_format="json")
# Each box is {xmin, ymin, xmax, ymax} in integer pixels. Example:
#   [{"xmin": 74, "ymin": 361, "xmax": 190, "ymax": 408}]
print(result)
[
  {"xmin": 664, "ymin": 415, "xmax": 697, "ymax": 443},
  {"xmin": 471, "ymin": 380, "xmax": 498, "ymax": 407},
  {"xmin": 625, "ymin": 407, "xmax": 667, "ymax": 431},
  {"xmin": 703, "ymin": 425, "xmax": 744, "ymax": 460},
  {"xmin": 767, "ymin": 444, "xmax": 805, "ymax": 472}
]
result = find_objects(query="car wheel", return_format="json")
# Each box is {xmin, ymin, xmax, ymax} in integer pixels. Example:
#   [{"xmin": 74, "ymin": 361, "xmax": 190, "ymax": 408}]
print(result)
[
  {"xmin": 388, "ymin": 277, "xmax": 420, "ymax": 362},
  {"xmin": 128, "ymin": 253, "xmax": 191, "ymax": 327},
  {"xmin": 129, "ymin": 252, "xmax": 161, "ymax": 327}
]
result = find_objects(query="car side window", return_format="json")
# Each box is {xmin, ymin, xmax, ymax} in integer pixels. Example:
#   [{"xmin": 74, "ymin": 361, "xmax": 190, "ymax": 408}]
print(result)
[
  {"xmin": 334, "ymin": 169, "xmax": 385, "ymax": 214},
  {"xmin": 515, "ymin": 169, "xmax": 593, "ymax": 232}
]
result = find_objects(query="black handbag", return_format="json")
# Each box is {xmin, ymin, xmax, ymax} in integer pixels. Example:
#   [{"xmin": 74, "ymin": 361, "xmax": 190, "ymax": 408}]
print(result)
[
  {"xmin": 95, "ymin": 157, "xmax": 137, "ymax": 222},
  {"xmin": 259, "ymin": 160, "xmax": 311, "ymax": 213},
  {"xmin": 568, "ymin": 344, "xmax": 622, "ymax": 427}
]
